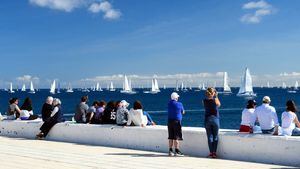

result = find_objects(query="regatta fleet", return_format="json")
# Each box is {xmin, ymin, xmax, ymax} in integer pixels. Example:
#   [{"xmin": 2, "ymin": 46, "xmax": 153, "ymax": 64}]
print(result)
[{"xmin": 3, "ymin": 68, "xmax": 299, "ymax": 96}]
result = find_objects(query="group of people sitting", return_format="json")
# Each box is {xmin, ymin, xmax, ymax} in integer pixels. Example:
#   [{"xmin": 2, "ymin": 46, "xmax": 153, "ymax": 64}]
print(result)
[
  {"xmin": 7, "ymin": 97, "xmax": 38, "ymax": 120},
  {"xmin": 73, "ymin": 96, "xmax": 156, "ymax": 127},
  {"xmin": 239, "ymin": 96, "xmax": 300, "ymax": 136}
]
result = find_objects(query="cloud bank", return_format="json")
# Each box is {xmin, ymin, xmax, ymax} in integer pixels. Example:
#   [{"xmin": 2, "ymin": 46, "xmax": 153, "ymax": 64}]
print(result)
[
  {"xmin": 241, "ymin": 0, "xmax": 276, "ymax": 24},
  {"xmin": 29, "ymin": 0, "xmax": 121, "ymax": 20}
]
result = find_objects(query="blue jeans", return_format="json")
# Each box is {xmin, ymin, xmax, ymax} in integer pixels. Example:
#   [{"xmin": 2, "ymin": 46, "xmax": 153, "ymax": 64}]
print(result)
[
  {"xmin": 292, "ymin": 128, "xmax": 300, "ymax": 136},
  {"xmin": 205, "ymin": 116, "xmax": 220, "ymax": 153},
  {"xmin": 143, "ymin": 111, "xmax": 153, "ymax": 125}
]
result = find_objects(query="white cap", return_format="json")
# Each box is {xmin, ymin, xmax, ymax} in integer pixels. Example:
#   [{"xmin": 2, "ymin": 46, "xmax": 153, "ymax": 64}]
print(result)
[
  {"xmin": 171, "ymin": 92, "xmax": 180, "ymax": 100},
  {"xmin": 120, "ymin": 100, "xmax": 129, "ymax": 107},
  {"xmin": 263, "ymin": 96, "xmax": 271, "ymax": 103}
]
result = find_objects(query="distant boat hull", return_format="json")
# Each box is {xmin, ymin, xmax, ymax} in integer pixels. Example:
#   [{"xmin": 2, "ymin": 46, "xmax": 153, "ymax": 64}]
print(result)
[
  {"xmin": 287, "ymin": 90, "xmax": 297, "ymax": 94},
  {"xmin": 237, "ymin": 92, "xmax": 257, "ymax": 97},
  {"xmin": 120, "ymin": 90, "xmax": 137, "ymax": 94}
]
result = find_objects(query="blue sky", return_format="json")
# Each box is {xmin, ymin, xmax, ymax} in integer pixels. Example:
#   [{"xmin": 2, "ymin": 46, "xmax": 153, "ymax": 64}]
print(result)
[{"xmin": 1, "ymin": 0, "xmax": 300, "ymax": 87}]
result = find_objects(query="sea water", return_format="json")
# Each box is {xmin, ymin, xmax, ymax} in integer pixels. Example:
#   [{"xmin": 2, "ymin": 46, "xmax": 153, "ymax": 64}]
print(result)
[{"xmin": 1, "ymin": 88, "xmax": 299, "ymax": 129}]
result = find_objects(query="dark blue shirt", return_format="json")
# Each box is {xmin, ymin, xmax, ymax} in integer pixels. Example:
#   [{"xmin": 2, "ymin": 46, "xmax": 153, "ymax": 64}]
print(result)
[
  {"xmin": 203, "ymin": 98, "xmax": 219, "ymax": 118},
  {"xmin": 168, "ymin": 100, "xmax": 184, "ymax": 121}
]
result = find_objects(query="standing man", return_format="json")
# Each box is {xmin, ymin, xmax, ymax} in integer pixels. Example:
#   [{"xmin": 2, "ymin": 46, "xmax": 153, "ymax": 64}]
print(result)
[{"xmin": 167, "ymin": 92, "xmax": 185, "ymax": 157}]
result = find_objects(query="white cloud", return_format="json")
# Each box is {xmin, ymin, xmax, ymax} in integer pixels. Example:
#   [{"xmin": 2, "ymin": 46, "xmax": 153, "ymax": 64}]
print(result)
[
  {"xmin": 240, "ymin": 0, "xmax": 276, "ymax": 24},
  {"xmin": 29, "ymin": 0, "xmax": 121, "ymax": 20},
  {"xmin": 29, "ymin": 0, "xmax": 85, "ymax": 12},
  {"xmin": 16, "ymin": 75, "xmax": 40, "ymax": 82},
  {"xmin": 88, "ymin": 1, "xmax": 121, "ymax": 20}
]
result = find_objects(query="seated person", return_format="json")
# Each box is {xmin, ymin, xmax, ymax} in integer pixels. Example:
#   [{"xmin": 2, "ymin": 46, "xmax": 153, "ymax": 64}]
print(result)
[
  {"xmin": 42, "ymin": 96, "xmax": 54, "ymax": 121},
  {"xmin": 7, "ymin": 98, "xmax": 22, "ymax": 120},
  {"xmin": 239, "ymin": 100, "xmax": 257, "ymax": 133},
  {"xmin": 116, "ymin": 100, "xmax": 130, "ymax": 126},
  {"xmin": 128, "ymin": 100, "xmax": 156, "ymax": 126},
  {"xmin": 255, "ymin": 96, "xmax": 279, "ymax": 135},
  {"xmin": 36, "ymin": 98, "xmax": 65, "ymax": 139},
  {"xmin": 91, "ymin": 100, "xmax": 106, "ymax": 124},
  {"xmin": 101, "ymin": 101, "xmax": 117, "ymax": 124},
  {"xmin": 87, "ymin": 101, "xmax": 99, "ymax": 124},
  {"xmin": 281, "ymin": 100, "xmax": 300, "ymax": 136},
  {"xmin": 20, "ymin": 97, "xmax": 39, "ymax": 120},
  {"xmin": 74, "ymin": 96, "xmax": 89, "ymax": 123}
]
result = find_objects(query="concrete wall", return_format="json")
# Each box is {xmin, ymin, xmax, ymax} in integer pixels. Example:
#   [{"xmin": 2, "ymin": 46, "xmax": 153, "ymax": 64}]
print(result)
[{"xmin": 0, "ymin": 120, "xmax": 299, "ymax": 167}]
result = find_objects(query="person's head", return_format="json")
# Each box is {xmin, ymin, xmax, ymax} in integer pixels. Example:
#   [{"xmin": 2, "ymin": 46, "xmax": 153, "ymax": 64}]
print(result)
[
  {"xmin": 9, "ymin": 98, "xmax": 19, "ymax": 105},
  {"xmin": 286, "ymin": 100, "xmax": 297, "ymax": 113},
  {"xmin": 81, "ymin": 96, "xmax": 88, "ymax": 103},
  {"xmin": 171, "ymin": 92, "xmax": 180, "ymax": 101},
  {"xmin": 53, "ymin": 98, "xmax": 61, "ymax": 106},
  {"xmin": 46, "ymin": 96, "xmax": 54, "ymax": 105},
  {"xmin": 246, "ymin": 100, "xmax": 257, "ymax": 109},
  {"xmin": 92, "ymin": 101, "xmax": 99, "ymax": 107},
  {"xmin": 262, "ymin": 96, "xmax": 271, "ymax": 104},
  {"xmin": 23, "ymin": 97, "xmax": 32, "ymax": 106},
  {"xmin": 120, "ymin": 100, "xmax": 129, "ymax": 108},
  {"xmin": 133, "ymin": 100, "xmax": 143, "ymax": 110},
  {"xmin": 205, "ymin": 87, "xmax": 216, "ymax": 98},
  {"xmin": 115, "ymin": 100, "xmax": 121, "ymax": 108},
  {"xmin": 99, "ymin": 100, "xmax": 106, "ymax": 108},
  {"xmin": 106, "ymin": 101, "xmax": 116, "ymax": 110}
]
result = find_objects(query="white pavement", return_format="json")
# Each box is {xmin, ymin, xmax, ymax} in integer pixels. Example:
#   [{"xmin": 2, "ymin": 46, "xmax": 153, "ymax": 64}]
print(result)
[{"xmin": 0, "ymin": 136, "xmax": 295, "ymax": 169}]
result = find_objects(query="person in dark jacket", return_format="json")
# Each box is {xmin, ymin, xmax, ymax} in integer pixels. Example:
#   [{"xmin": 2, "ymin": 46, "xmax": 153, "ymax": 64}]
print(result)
[
  {"xmin": 101, "ymin": 101, "xmax": 117, "ymax": 124},
  {"xmin": 36, "ymin": 98, "xmax": 65, "ymax": 139},
  {"xmin": 41, "ymin": 96, "xmax": 54, "ymax": 121}
]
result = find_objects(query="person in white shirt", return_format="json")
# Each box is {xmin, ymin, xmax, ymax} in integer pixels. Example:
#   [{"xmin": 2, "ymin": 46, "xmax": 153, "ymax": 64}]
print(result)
[
  {"xmin": 255, "ymin": 96, "xmax": 279, "ymax": 135},
  {"xmin": 239, "ymin": 100, "xmax": 257, "ymax": 133},
  {"xmin": 281, "ymin": 100, "xmax": 300, "ymax": 136},
  {"xmin": 127, "ymin": 101, "xmax": 148, "ymax": 127}
]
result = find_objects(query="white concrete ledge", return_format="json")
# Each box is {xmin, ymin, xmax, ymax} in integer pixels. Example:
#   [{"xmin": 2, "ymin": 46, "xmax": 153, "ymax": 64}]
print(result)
[{"xmin": 0, "ymin": 120, "xmax": 299, "ymax": 167}]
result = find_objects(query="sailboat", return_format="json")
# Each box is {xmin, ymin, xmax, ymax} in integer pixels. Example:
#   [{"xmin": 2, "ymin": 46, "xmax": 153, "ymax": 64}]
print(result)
[
  {"xmin": 267, "ymin": 82, "xmax": 271, "ymax": 88},
  {"xmin": 237, "ymin": 68, "xmax": 256, "ymax": 97},
  {"xmin": 66, "ymin": 83, "xmax": 74, "ymax": 93},
  {"xmin": 109, "ymin": 82, "xmax": 116, "ymax": 92},
  {"xmin": 282, "ymin": 82, "xmax": 287, "ymax": 89},
  {"xmin": 8, "ymin": 83, "xmax": 15, "ymax": 93},
  {"xmin": 144, "ymin": 78, "xmax": 160, "ymax": 94},
  {"xmin": 50, "ymin": 80, "xmax": 56, "ymax": 94},
  {"xmin": 201, "ymin": 83, "xmax": 206, "ymax": 91},
  {"xmin": 220, "ymin": 72, "xmax": 232, "ymax": 94},
  {"xmin": 96, "ymin": 82, "xmax": 103, "ymax": 91},
  {"xmin": 121, "ymin": 75, "xmax": 136, "ymax": 94},
  {"xmin": 175, "ymin": 81, "xmax": 179, "ymax": 91},
  {"xmin": 21, "ymin": 84, "xmax": 26, "ymax": 92},
  {"xmin": 28, "ymin": 81, "xmax": 35, "ymax": 94},
  {"xmin": 287, "ymin": 81, "xmax": 298, "ymax": 93}
]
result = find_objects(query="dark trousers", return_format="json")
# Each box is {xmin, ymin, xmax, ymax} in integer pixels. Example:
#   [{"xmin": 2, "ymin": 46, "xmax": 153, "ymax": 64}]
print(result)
[
  {"xmin": 40, "ymin": 118, "xmax": 58, "ymax": 137},
  {"xmin": 205, "ymin": 116, "xmax": 220, "ymax": 153}
]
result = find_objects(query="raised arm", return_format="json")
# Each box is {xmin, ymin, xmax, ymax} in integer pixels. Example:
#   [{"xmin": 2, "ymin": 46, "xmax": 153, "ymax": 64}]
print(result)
[{"xmin": 294, "ymin": 115, "xmax": 300, "ymax": 128}]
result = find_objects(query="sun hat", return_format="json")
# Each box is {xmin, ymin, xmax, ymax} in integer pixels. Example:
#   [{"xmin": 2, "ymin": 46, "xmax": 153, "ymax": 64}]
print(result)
[{"xmin": 120, "ymin": 100, "xmax": 130, "ymax": 107}]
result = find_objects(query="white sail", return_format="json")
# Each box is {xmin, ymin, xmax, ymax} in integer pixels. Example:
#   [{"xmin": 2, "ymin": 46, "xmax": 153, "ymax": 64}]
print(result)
[
  {"xmin": 237, "ymin": 68, "xmax": 256, "ymax": 97},
  {"xmin": 95, "ymin": 82, "xmax": 102, "ymax": 91},
  {"xmin": 267, "ymin": 82, "xmax": 270, "ymax": 88},
  {"xmin": 201, "ymin": 83, "xmax": 206, "ymax": 90},
  {"xmin": 21, "ymin": 84, "xmax": 26, "ymax": 92},
  {"xmin": 295, "ymin": 81, "xmax": 299, "ymax": 90},
  {"xmin": 121, "ymin": 75, "xmax": 136, "ymax": 94},
  {"xmin": 9, "ymin": 83, "xmax": 15, "ymax": 93},
  {"xmin": 180, "ymin": 82, "xmax": 184, "ymax": 91},
  {"xmin": 175, "ymin": 81, "xmax": 179, "ymax": 91},
  {"xmin": 223, "ymin": 72, "xmax": 231, "ymax": 93},
  {"xmin": 50, "ymin": 80, "xmax": 56, "ymax": 94},
  {"xmin": 29, "ymin": 81, "xmax": 35, "ymax": 94},
  {"xmin": 66, "ymin": 83, "xmax": 74, "ymax": 93},
  {"xmin": 282, "ymin": 82, "xmax": 287, "ymax": 89},
  {"xmin": 109, "ymin": 82, "xmax": 115, "ymax": 91}
]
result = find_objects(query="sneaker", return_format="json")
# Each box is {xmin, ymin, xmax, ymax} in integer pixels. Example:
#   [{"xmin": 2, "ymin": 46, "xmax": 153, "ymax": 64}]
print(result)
[
  {"xmin": 168, "ymin": 150, "xmax": 175, "ymax": 157},
  {"xmin": 212, "ymin": 152, "xmax": 217, "ymax": 159},
  {"xmin": 36, "ymin": 133, "xmax": 45, "ymax": 140},
  {"xmin": 175, "ymin": 150, "xmax": 184, "ymax": 157},
  {"xmin": 207, "ymin": 153, "xmax": 213, "ymax": 158}
]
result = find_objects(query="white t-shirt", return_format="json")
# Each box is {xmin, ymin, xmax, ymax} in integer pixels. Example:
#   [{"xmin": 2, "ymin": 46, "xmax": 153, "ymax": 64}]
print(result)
[
  {"xmin": 281, "ymin": 111, "xmax": 296, "ymax": 136},
  {"xmin": 255, "ymin": 104, "xmax": 279, "ymax": 130},
  {"xmin": 241, "ymin": 108, "xmax": 257, "ymax": 126},
  {"xmin": 127, "ymin": 109, "xmax": 148, "ymax": 126},
  {"xmin": 20, "ymin": 110, "xmax": 33, "ymax": 118}
]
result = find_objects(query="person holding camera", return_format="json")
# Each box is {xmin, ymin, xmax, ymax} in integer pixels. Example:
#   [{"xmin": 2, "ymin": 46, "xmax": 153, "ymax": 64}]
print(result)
[{"xmin": 203, "ymin": 87, "xmax": 221, "ymax": 158}]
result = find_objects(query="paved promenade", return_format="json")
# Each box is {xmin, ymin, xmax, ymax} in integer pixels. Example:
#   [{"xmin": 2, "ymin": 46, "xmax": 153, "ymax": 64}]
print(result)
[{"xmin": 0, "ymin": 136, "xmax": 295, "ymax": 169}]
